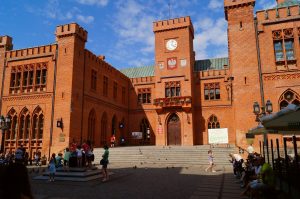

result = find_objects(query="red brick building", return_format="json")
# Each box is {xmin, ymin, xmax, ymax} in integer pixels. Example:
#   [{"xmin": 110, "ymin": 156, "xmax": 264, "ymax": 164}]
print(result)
[{"xmin": 0, "ymin": 0, "xmax": 299, "ymax": 157}]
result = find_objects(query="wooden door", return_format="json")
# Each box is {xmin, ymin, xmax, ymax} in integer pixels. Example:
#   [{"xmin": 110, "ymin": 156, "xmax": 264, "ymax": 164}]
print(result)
[{"xmin": 167, "ymin": 114, "xmax": 181, "ymax": 145}]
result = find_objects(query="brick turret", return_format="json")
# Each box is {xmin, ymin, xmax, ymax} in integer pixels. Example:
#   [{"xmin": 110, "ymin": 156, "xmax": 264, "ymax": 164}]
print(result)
[
  {"xmin": 55, "ymin": 23, "xmax": 87, "ymax": 42},
  {"xmin": 53, "ymin": 23, "xmax": 88, "ymax": 150},
  {"xmin": 0, "ymin": 36, "xmax": 13, "ymax": 50},
  {"xmin": 224, "ymin": 0, "xmax": 260, "ymax": 147}
]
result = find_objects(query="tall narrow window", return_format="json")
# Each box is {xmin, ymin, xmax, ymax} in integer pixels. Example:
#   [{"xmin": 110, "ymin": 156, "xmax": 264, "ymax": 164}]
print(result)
[
  {"xmin": 113, "ymin": 82, "xmax": 118, "ymax": 99},
  {"xmin": 91, "ymin": 69, "xmax": 97, "ymax": 90},
  {"xmin": 41, "ymin": 69, "xmax": 47, "ymax": 84},
  {"xmin": 204, "ymin": 83, "xmax": 220, "ymax": 100},
  {"xmin": 122, "ymin": 87, "xmax": 126, "ymax": 104},
  {"xmin": 285, "ymin": 40, "xmax": 294, "ymax": 60},
  {"xmin": 103, "ymin": 76, "xmax": 108, "ymax": 96},
  {"xmin": 274, "ymin": 41, "xmax": 284, "ymax": 61},
  {"xmin": 88, "ymin": 109, "xmax": 96, "ymax": 143},
  {"xmin": 208, "ymin": 115, "xmax": 220, "ymax": 129},
  {"xmin": 165, "ymin": 81, "xmax": 181, "ymax": 97},
  {"xmin": 101, "ymin": 112, "xmax": 107, "ymax": 146},
  {"xmin": 137, "ymin": 88, "xmax": 151, "ymax": 104}
]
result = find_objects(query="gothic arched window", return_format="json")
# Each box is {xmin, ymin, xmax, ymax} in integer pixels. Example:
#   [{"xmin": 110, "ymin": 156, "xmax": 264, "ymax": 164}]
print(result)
[
  {"xmin": 19, "ymin": 108, "xmax": 30, "ymax": 140},
  {"xmin": 6, "ymin": 108, "xmax": 17, "ymax": 141},
  {"xmin": 279, "ymin": 89, "xmax": 300, "ymax": 109},
  {"xmin": 88, "ymin": 109, "xmax": 96, "ymax": 143},
  {"xmin": 101, "ymin": 112, "xmax": 108, "ymax": 146},
  {"xmin": 32, "ymin": 106, "xmax": 44, "ymax": 140},
  {"xmin": 208, "ymin": 115, "xmax": 220, "ymax": 129}
]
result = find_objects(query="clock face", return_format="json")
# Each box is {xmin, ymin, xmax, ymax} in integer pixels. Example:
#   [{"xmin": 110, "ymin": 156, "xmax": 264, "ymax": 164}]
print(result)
[{"xmin": 166, "ymin": 39, "xmax": 177, "ymax": 51}]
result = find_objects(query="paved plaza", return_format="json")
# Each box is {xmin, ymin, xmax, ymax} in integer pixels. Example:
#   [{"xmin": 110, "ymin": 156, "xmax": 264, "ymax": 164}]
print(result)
[{"xmin": 30, "ymin": 165, "xmax": 248, "ymax": 199}]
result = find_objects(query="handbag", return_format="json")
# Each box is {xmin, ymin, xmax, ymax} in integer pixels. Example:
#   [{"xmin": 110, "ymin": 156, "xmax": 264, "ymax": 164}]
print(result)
[{"xmin": 100, "ymin": 159, "xmax": 105, "ymax": 165}]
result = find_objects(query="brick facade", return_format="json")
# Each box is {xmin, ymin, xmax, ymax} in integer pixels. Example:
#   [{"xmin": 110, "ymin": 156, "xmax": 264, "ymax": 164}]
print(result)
[{"xmin": 0, "ymin": 0, "xmax": 299, "ymax": 157}]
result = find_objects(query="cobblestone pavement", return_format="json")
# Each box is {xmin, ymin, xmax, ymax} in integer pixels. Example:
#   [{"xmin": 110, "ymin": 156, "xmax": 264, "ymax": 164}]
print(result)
[{"xmin": 30, "ymin": 165, "xmax": 247, "ymax": 199}]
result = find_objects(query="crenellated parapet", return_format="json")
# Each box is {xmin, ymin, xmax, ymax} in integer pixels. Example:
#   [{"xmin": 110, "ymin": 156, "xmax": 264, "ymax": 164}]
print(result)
[
  {"xmin": 84, "ymin": 50, "xmax": 128, "ymax": 80},
  {"xmin": 256, "ymin": 4, "xmax": 300, "ymax": 25},
  {"xmin": 153, "ymin": 16, "xmax": 194, "ymax": 34},
  {"xmin": 130, "ymin": 76, "xmax": 154, "ymax": 85},
  {"xmin": 0, "ymin": 35, "xmax": 13, "ymax": 50},
  {"xmin": 5, "ymin": 44, "xmax": 57, "ymax": 60},
  {"xmin": 197, "ymin": 68, "xmax": 229, "ymax": 79},
  {"xmin": 55, "ymin": 23, "xmax": 88, "ymax": 42},
  {"xmin": 224, "ymin": 0, "xmax": 256, "ymax": 20}
]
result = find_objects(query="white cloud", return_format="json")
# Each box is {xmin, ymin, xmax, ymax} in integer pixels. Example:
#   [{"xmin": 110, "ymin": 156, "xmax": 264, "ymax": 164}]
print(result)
[
  {"xmin": 76, "ymin": 0, "xmax": 109, "ymax": 6},
  {"xmin": 208, "ymin": 0, "xmax": 223, "ymax": 9},
  {"xmin": 194, "ymin": 17, "xmax": 228, "ymax": 59},
  {"xmin": 76, "ymin": 15, "xmax": 95, "ymax": 24}
]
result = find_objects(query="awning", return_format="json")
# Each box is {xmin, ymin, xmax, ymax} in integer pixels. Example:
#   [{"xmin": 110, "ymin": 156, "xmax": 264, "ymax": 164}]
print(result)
[
  {"xmin": 246, "ymin": 124, "xmax": 278, "ymax": 138},
  {"xmin": 261, "ymin": 104, "xmax": 300, "ymax": 131}
]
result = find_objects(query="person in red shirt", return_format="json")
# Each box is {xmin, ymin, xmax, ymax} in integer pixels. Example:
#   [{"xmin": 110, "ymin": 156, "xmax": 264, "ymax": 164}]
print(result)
[{"xmin": 110, "ymin": 135, "xmax": 116, "ymax": 147}]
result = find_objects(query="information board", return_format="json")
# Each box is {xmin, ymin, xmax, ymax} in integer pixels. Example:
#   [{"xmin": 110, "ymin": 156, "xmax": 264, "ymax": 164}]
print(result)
[{"xmin": 208, "ymin": 128, "xmax": 228, "ymax": 144}]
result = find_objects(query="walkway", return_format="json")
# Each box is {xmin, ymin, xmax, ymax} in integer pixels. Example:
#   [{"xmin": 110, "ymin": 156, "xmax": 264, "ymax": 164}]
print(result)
[{"xmin": 30, "ymin": 164, "xmax": 247, "ymax": 199}]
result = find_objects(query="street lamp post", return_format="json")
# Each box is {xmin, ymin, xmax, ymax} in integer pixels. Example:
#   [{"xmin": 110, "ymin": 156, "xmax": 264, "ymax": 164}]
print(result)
[
  {"xmin": 253, "ymin": 100, "xmax": 273, "ymax": 163},
  {"xmin": 0, "ymin": 115, "xmax": 11, "ymax": 153}
]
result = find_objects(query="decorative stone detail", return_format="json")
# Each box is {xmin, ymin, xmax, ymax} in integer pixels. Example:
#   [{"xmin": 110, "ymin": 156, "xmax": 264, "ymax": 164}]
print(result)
[
  {"xmin": 2, "ymin": 93, "xmax": 52, "ymax": 101},
  {"xmin": 264, "ymin": 73, "xmax": 300, "ymax": 81}
]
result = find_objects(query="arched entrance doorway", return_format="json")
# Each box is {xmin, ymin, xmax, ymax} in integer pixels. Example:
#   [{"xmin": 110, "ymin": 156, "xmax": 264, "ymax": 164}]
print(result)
[{"xmin": 167, "ymin": 113, "xmax": 181, "ymax": 145}]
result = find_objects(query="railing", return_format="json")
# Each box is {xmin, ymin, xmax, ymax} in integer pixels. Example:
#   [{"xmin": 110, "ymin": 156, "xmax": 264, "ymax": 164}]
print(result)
[
  {"xmin": 153, "ymin": 96, "xmax": 192, "ymax": 107},
  {"xmin": 259, "ymin": 136, "xmax": 300, "ymax": 198}
]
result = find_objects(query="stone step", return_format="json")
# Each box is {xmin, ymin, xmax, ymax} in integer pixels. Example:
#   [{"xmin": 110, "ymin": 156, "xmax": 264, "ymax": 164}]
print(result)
[{"xmin": 91, "ymin": 146, "xmax": 237, "ymax": 167}]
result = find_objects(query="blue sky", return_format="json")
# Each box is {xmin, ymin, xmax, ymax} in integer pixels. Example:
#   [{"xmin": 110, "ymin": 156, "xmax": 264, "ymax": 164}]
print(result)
[{"xmin": 0, "ymin": 0, "xmax": 276, "ymax": 69}]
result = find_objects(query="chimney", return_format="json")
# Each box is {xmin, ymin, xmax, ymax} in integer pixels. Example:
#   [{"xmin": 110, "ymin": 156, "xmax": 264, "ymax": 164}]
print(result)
[{"xmin": 98, "ymin": 55, "xmax": 105, "ymax": 60}]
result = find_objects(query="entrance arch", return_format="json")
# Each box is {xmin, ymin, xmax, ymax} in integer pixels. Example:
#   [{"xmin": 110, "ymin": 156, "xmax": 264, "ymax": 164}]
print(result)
[{"xmin": 167, "ymin": 113, "xmax": 181, "ymax": 145}]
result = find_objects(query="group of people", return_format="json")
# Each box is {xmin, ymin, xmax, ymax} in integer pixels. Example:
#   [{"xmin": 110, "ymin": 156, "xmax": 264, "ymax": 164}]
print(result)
[
  {"xmin": 0, "ymin": 145, "xmax": 46, "ymax": 166},
  {"xmin": 47, "ymin": 141, "xmax": 110, "ymax": 182},
  {"xmin": 228, "ymin": 145, "xmax": 276, "ymax": 198}
]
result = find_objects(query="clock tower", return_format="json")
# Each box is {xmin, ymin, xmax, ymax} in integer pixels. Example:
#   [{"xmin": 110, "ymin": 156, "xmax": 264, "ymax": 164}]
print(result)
[{"xmin": 153, "ymin": 16, "xmax": 195, "ymax": 145}]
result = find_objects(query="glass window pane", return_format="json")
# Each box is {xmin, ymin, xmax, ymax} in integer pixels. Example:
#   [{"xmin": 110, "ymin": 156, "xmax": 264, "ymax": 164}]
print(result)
[
  {"xmin": 275, "ymin": 52, "xmax": 284, "ymax": 61},
  {"xmin": 216, "ymin": 89, "xmax": 220, "ymax": 99},
  {"xmin": 142, "ymin": 93, "xmax": 147, "ymax": 103},
  {"xmin": 286, "ymin": 50, "xmax": 294, "ymax": 60},
  {"xmin": 171, "ymin": 87, "xmax": 175, "ymax": 97},
  {"xmin": 274, "ymin": 41, "xmax": 283, "ymax": 50},
  {"xmin": 210, "ymin": 89, "xmax": 215, "ymax": 99},
  {"xmin": 176, "ymin": 87, "xmax": 181, "ymax": 96},
  {"xmin": 285, "ymin": 40, "xmax": 293, "ymax": 49},
  {"xmin": 204, "ymin": 89, "xmax": 209, "ymax": 100}
]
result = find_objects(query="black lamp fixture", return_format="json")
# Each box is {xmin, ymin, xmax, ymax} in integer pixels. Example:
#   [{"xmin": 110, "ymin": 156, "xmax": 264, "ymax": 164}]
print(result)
[
  {"xmin": 56, "ymin": 118, "xmax": 63, "ymax": 129},
  {"xmin": 0, "ymin": 115, "xmax": 11, "ymax": 153},
  {"xmin": 253, "ymin": 100, "xmax": 273, "ymax": 122}
]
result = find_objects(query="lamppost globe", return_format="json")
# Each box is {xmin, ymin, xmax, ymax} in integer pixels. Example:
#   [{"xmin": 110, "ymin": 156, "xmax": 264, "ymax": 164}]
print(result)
[
  {"xmin": 266, "ymin": 100, "xmax": 273, "ymax": 114},
  {"xmin": 253, "ymin": 102, "xmax": 260, "ymax": 115}
]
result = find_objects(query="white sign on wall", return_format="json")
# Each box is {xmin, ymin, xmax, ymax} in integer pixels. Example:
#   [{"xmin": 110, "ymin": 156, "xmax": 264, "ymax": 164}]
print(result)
[
  {"xmin": 131, "ymin": 132, "xmax": 143, "ymax": 139},
  {"xmin": 208, "ymin": 128, "xmax": 228, "ymax": 144}
]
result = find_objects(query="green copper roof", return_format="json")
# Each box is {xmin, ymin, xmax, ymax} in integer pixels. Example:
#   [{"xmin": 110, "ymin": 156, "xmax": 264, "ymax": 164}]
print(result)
[
  {"xmin": 194, "ymin": 57, "xmax": 229, "ymax": 71},
  {"xmin": 120, "ymin": 65, "xmax": 154, "ymax": 78},
  {"xmin": 120, "ymin": 57, "xmax": 229, "ymax": 78},
  {"xmin": 275, "ymin": 0, "xmax": 300, "ymax": 8}
]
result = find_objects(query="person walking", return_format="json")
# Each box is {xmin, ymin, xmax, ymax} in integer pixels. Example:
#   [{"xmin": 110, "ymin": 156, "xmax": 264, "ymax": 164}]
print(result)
[
  {"xmin": 110, "ymin": 134, "xmax": 116, "ymax": 147},
  {"xmin": 48, "ymin": 153, "xmax": 57, "ymax": 182},
  {"xmin": 63, "ymin": 148, "xmax": 71, "ymax": 171},
  {"xmin": 100, "ymin": 145, "xmax": 109, "ymax": 182},
  {"xmin": 205, "ymin": 150, "xmax": 216, "ymax": 172}
]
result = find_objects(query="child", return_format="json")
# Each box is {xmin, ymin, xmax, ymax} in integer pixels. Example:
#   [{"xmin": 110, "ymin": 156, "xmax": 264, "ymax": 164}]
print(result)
[
  {"xmin": 48, "ymin": 153, "xmax": 56, "ymax": 182},
  {"xmin": 205, "ymin": 150, "xmax": 216, "ymax": 172}
]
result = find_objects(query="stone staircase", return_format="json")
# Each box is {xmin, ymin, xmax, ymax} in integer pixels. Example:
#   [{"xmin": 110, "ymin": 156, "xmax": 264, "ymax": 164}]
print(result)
[{"xmin": 93, "ymin": 145, "xmax": 238, "ymax": 168}]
